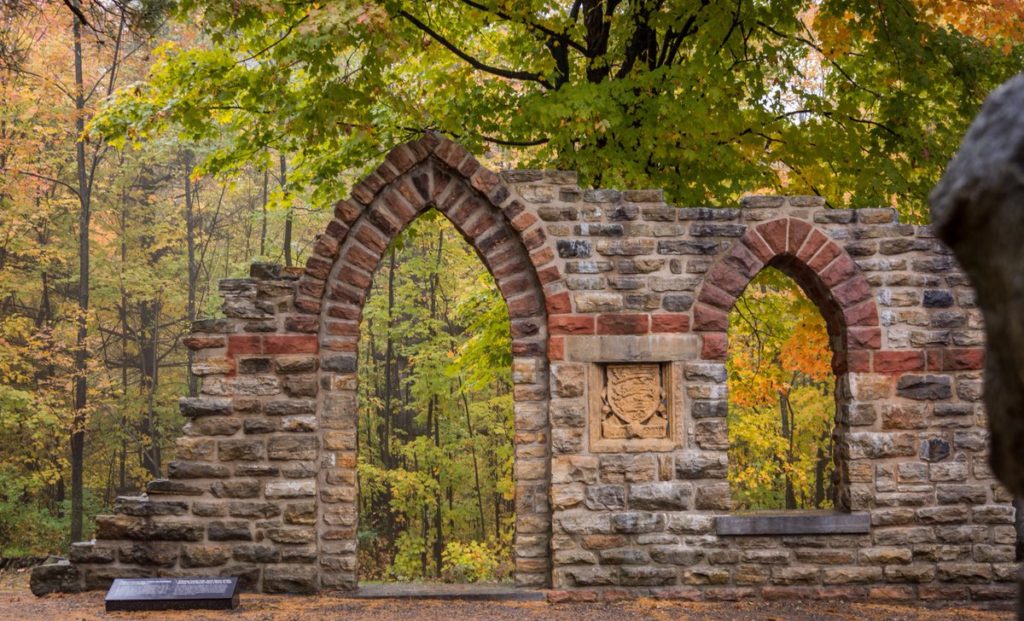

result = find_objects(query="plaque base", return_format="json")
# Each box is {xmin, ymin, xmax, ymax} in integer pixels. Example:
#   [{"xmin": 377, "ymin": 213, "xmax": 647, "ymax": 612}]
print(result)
[{"xmin": 104, "ymin": 577, "xmax": 240, "ymax": 612}]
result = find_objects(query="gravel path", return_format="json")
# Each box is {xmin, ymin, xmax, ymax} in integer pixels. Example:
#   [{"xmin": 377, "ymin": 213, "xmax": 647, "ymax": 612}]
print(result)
[{"xmin": 0, "ymin": 572, "xmax": 1014, "ymax": 620}]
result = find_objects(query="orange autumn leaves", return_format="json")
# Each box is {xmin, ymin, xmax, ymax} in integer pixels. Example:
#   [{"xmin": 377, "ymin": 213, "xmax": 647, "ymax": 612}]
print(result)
[
  {"xmin": 813, "ymin": 1, "xmax": 1024, "ymax": 61},
  {"xmin": 727, "ymin": 268, "xmax": 836, "ymax": 510}
]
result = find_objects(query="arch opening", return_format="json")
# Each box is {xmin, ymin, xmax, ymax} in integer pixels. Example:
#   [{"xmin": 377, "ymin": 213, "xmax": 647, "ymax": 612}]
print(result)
[
  {"xmin": 725, "ymin": 265, "xmax": 846, "ymax": 511},
  {"xmin": 313, "ymin": 147, "xmax": 553, "ymax": 590},
  {"xmin": 355, "ymin": 210, "xmax": 516, "ymax": 583}
]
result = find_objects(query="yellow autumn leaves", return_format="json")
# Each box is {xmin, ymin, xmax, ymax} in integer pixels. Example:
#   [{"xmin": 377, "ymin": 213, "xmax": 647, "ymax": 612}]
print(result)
[{"xmin": 727, "ymin": 268, "xmax": 836, "ymax": 511}]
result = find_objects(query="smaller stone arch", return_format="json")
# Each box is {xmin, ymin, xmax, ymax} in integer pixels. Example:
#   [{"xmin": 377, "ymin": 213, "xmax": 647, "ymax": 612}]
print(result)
[
  {"xmin": 693, "ymin": 216, "xmax": 881, "ymax": 368},
  {"xmin": 693, "ymin": 216, "xmax": 881, "ymax": 512}
]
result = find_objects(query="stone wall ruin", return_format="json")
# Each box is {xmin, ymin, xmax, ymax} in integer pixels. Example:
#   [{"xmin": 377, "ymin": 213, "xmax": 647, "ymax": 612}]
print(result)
[{"xmin": 33, "ymin": 135, "xmax": 1020, "ymax": 603}]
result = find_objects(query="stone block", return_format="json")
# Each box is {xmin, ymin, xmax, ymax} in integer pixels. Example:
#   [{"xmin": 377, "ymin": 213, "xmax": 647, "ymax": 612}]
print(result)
[
  {"xmin": 936, "ymin": 562, "xmax": 992, "ymax": 582},
  {"xmin": 550, "ymin": 400, "xmax": 585, "ymax": 428},
  {"xmin": 681, "ymin": 567, "xmax": 731, "ymax": 585},
  {"xmin": 972, "ymin": 504, "xmax": 1015, "ymax": 524},
  {"xmin": 916, "ymin": 506, "xmax": 969, "ymax": 524},
  {"xmin": 598, "ymin": 548, "xmax": 650, "ymax": 565},
  {"xmin": 610, "ymin": 512, "xmax": 666, "ymax": 534},
  {"xmin": 146, "ymin": 479, "xmax": 205, "ymax": 496},
  {"xmin": 267, "ymin": 435, "xmax": 318, "ymax": 461},
  {"xmin": 598, "ymin": 454, "xmax": 658, "ymax": 483},
  {"xmin": 771, "ymin": 565, "xmax": 820, "ymax": 585},
  {"xmin": 552, "ymin": 456, "xmax": 599, "ymax": 484},
  {"xmin": 739, "ymin": 549, "xmax": 791, "ymax": 565},
  {"xmin": 650, "ymin": 546, "xmax": 703, "ymax": 566},
  {"xmin": 846, "ymin": 432, "xmax": 916, "ymax": 459},
  {"xmin": 95, "ymin": 515, "xmax": 204, "ymax": 541},
  {"xmin": 935, "ymin": 484, "xmax": 988, "ymax": 504},
  {"xmin": 175, "ymin": 437, "xmax": 216, "ymax": 461},
  {"xmin": 185, "ymin": 416, "xmax": 242, "ymax": 436},
  {"xmin": 117, "ymin": 542, "xmax": 179, "ymax": 567},
  {"xmin": 69, "ymin": 542, "xmax": 115, "ymax": 564},
  {"xmin": 684, "ymin": 362, "xmax": 727, "ymax": 383},
  {"xmin": 694, "ymin": 420, "xmax": 728, "ymax": 450},
  {"xmin": 210, "ymin": 479, "xmax": 262, "ymax": 498},
  {"xmin": 208, "ymin": 520, "xmax": 253, "ymax": 541},
  {"xmin": 584, "ymin": 485, "xmax": 626, "ymax": 511},
  {"xmin": 218, "ymin": 439, "xmax": 266, "ymax": 462},
  {"xmin": 554, "ymin": 510, "xmax": 612, "ymax": 535},
  {"xmin": 920, "ymin": 437, "xmax": 952, "ymax": 462},
  {"xmin": 30, "ymin": 563, "xmax": 82, "ymax": 596},
  {"xmin": 180, "ymin": 545, "xmax": 231, "ymax": 568},
  {"xmin": 628, "ymin": 481, "xmax": 693, "ymax": 510},
  {"xmin": 674, "ymin": 450, "xmax": 727, "ymax": 479},
  {"xmin": 265, "ymin": 480, "xmax": 316, "ymax": 498},
  {"xmin": 551, "ymin": 483, "xmax": 585, "ymax": 510},
  {"xmin": 266, "ymin": 527, "xmax": 316, "ymax": 544},
  {"xmin": 179, "ymin": 397, "xmax": 232, "ymax": 418},
  {"xmin": 551, "ymin": 363, "xmax": 585, "ymax": 398},
  {"xmin": 619, "ymin": 566, "xmax": 677, "ymax": 586},
  {"xmin": 263, "ymin": 566, "xmax": 318, "ymax": 594},
  {"xmin": 113, "ymin": 497, "xmax": 188, "ymax": 517},
  {"xmin": 667, "ymin": 514, "xmax": 715, "ymax": 534},
  {"xmin": 872, "ymin": 526, "xmax": 936, "ymax": 546},
  {"xmin": 694, "ymin": 482, "xmax": 731, "ymax": 510},
  {"xmin": 895, "ymin": 374, "xmax": 952, "ymax": 400},
  {"xmin": 234, "ymin": 544, "xmax": 280, "ymax": 564}
]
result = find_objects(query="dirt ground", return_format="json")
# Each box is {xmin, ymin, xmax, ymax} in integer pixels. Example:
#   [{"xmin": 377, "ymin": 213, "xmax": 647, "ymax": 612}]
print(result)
[{"xmin": 1, "ymin": 570, "xmax": 1015, "ymax": 621}]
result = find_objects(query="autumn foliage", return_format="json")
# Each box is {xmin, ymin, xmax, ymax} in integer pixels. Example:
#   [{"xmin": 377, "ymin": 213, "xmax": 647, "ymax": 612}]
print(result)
[
  {"xmin": 356, "ymin": 214, "xmax": 515, "ymax": 581},
  {"xmin": 726, "ymin": 268, "xmax": 836, "ymax": 511}
]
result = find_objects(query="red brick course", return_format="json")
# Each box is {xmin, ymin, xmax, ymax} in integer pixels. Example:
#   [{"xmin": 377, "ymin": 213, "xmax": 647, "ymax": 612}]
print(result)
[
  {"xmin": 264, "ymin": 335, "xmax": 319, "ymax": 355},
  {"xmin": 597, "ymin": 313, "xmax": 650, "ymax": 335}
]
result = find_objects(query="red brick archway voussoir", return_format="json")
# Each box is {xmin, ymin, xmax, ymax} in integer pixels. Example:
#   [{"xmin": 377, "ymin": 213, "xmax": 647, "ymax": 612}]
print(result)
[
  {"xmin": 693, "ymin": 216, "xmax": 881, "ymax": 367},
  {"xmin": 292, "ymin": 134, "xmax": 562, "ymax": 319}
]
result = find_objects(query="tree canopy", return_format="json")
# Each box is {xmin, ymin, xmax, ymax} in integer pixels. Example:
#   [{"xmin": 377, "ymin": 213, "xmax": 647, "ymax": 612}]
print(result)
[{"xmin": 96, "ymin": 0, "xmax": 1024, "ymax": 220}]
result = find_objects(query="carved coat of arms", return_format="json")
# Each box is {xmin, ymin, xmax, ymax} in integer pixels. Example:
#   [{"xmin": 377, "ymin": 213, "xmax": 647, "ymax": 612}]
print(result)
[{"xmin": 601, "ymin": 364, "xmax": 668, "ymax": 439}]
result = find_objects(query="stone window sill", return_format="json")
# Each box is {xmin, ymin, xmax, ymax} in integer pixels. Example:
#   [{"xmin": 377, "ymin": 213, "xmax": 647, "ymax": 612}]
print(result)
[{"xmin": 716, "ymin": 510, "xmax": 871, "ymax": 536}]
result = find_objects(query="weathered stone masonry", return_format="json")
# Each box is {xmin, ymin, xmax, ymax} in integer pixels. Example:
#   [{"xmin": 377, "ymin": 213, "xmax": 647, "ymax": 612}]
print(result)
[{"xmin": 34, "ymin": 135, "xmax": 1019, "ymax": 602}]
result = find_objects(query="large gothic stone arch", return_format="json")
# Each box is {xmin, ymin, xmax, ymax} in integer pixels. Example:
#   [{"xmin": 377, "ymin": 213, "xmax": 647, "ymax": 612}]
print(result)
[{"xmin": 297, "ymin": 135, "xmax": 556, "ymax": 588}]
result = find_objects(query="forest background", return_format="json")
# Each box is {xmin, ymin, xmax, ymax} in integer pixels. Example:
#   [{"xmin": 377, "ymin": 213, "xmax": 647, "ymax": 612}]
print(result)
[{"xmin": 0, "ymin": 0, "xmax": 1021, "ymax": 582}]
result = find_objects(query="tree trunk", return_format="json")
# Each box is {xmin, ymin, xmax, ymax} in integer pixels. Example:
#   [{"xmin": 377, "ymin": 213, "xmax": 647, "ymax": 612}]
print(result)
[
  {"xmin": 432, "ymin": 394, "xmax": 443, "ymax": 577},
  {"xmin": 138, "ymin": 300, "xmax": 161, "ymax": 478},
  {"xmin": 185, "ymin": 151, "xmax": 198, "ymax": 397},
  {"xmin": 813, "ymin": 435, "xmax": 827, "ymax": 509},
  {"xmin": 260, "ymin": 163, "xmax": 269, "ymax": 256},
  {"xmin": 429, "ymin": 229, "xmax": 444, "ymax": 576},
  {"xmin": 280, "ymin": 153, "xmax": 292, "ymax": 266},
  {"xmin": 69, "ymin": 0, "xmax": 90, "ymax": 544},
  {"xmin": 381, "ymin": 248, "xmax": 396, "ymax": 469},
  {"xmin": 461, "ymin": 388, "xmax": 486, "ymax": 540},
  {"xmin": 118, "ymin": 181, "xmax": 130, "ymax": 494},
  {"xmin": 779, "ymin": 391, "xmax": 796, "ymax": 510}
]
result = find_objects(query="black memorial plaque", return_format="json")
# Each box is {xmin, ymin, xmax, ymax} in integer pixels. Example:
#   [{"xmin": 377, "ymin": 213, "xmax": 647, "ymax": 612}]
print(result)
[{"xmin": 104, "ymin": 577, "xmax": 239, "ymax": 611}]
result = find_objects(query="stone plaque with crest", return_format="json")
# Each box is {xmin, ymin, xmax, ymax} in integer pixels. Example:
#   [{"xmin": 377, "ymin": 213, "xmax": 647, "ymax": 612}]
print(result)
[{"xmin": 589, "ymin": 362, "xmax": 679, "ymax": 452}]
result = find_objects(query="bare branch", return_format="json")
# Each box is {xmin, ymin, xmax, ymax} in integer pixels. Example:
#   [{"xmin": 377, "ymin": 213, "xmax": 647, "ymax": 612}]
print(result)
[
  {"xmin": 399, "ymin": 9, "xmax": 553, "ymax": 89},
  {"xmin": 458, "ymin": 0, "xmax": 587, "ymax": 54},
  {"xmin": 61, "ymin": 0, "xmax": 94, "ymax": 32},
  {"xmin": 238, "ymin": 13, "xmax": 310, "ymax": 64},
  {"xmin": 756, "ymin": 19, "xmax": 883, "ymax": 100},
  {"xmin": 14, "ymin": 170, "xmax": 80, "ymax": 196}
]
